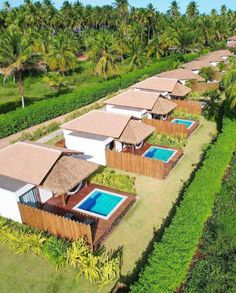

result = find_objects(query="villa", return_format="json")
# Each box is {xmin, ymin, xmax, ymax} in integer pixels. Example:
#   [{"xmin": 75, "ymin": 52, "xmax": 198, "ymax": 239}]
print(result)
[
  {"xmin": 0, "ymin": 141, "xmax": 98, "ymax": 222},
  {"xmin": 105, "ymin": 90, "xmax": 177, "ymax": 120},
  {"xmin": 61, "ymin": 110, "xmax": 155, "ymax": 166},
  {"xmin": 156, "ymin": 68, "xmax": 204, "ymax": 85},
  {"xmin": 0, "ymin": 141, "xmax": 136, "ymax": 247},
  {"xmin": 132, "ymin": 77, "xmax": 191, "ymax": 99},
  {"xmin": 227, "ymin": 35, "xmax": 236, "ymax": 49},
  {"xmin": 182, "ymin": 59, "xmax": 213, "ymax": 74}
]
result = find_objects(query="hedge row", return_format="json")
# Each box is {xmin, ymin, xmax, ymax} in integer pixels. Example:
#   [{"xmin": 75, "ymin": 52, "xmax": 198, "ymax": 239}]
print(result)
[
  {"xmin": 183, "ymin": 151, "xmax": 236, "ymax": 292},
  {"xmin": 0, "ymin": 53, "xmax": 199, "ymax": 139},
  {"xmin": 131, "ymin": 108, "xmax": 236, "ymax": 292}
]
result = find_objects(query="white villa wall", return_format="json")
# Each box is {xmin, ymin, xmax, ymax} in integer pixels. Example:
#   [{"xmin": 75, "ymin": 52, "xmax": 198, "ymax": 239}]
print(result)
[
  {"xmin": 38, "ymin": 188, "xmax": 53, "ymax": 203},
  {"xmin": 106, "ymin": 104, "xmax": 147, "ymax": 119},
  {"xmin": 210, "ymin": 61, "xmax": 219, "ymax": 67},
  {"xmin": 0, "ymin": 184, "xmax": 34, "ymax": 223},
  {"xmin": 63, "ymin": 129, "xmax": 113, "ymax": 165},
  {"xmin": 192, "ymin": 69, "xmax": 200, "ymax": 74}
]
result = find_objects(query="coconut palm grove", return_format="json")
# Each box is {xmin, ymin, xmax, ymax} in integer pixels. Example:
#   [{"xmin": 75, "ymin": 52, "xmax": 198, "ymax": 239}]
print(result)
[{"xmin": 0, "ymin": 1, "xmax": 236, "ymax": 293}]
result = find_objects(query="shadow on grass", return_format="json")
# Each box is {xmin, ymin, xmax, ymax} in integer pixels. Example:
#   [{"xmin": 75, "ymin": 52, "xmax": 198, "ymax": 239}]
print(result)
[{"xmin": 0, "ymin": 88, "xmax": 73, "ymax": 114}]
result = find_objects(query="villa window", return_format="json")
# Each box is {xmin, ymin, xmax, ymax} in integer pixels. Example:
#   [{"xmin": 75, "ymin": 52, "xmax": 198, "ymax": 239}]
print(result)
[{"xmin": 19, "ymin": 187, "xmax": 40, "ymax": 208}]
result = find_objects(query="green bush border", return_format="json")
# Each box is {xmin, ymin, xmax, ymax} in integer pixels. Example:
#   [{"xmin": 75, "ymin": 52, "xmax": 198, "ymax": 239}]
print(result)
[
  {"xmin": 0, "ymin": 53, "xmax": 199, "ymax": 139},
  {"xmin": 131, "ymin": 107, "xmax": 236, "ymax": 292}
]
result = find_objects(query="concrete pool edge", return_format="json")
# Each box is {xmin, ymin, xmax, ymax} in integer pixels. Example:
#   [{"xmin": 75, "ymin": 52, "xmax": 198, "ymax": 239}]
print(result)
[
  {"xmin": 142, "ymin": 146, "xmax": 178, "ymax": 163},
  {"xmin": 72, "ymin": 188, "xmax": 127, "ymax": 220},
  {"xmin": 171, "ymin": 118, "xmax": 195, "ymax": 129}
]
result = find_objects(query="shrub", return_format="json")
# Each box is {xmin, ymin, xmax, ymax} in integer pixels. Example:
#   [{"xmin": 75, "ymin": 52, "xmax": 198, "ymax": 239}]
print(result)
[
  {"xmin": 172, "ymin": 109, "xmax": 200, "ymax": 120},
  {"xmin": 131, "ymin": 107, "xmax": 236, "ymax": 292},
  {"xmin": 90, "ymin": 168, "xmax": 136, "ymax": 194},
  {"xmin": 10, "ymin": 122, "xmax": 60, "ymax": 143},
  {"xmin": 0, "ymin": 217, "xmax": 120, "ymax": 286},
  {"xmin": 0, "ymin": 53, "xmax": 199, "ymax": 139},
  {"xmin": 183, "ymin": 152, "xmax": 236, "ymax": 292},
  {"xmin": 147, "ymin": 131, "xmax": 187, "ymax": 148}
]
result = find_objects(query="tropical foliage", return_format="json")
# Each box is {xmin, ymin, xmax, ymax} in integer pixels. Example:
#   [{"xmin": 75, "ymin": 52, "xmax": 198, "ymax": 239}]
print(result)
[
  {"xmin": 183, "ymin": 151, "xmax": 236, "ymax": 292},
  {"xmin": 90, "ymin": 168, "xmax": 136, "ymax": 194},
  {"xmin": 0, "ymin": 217, "xmax": 120, "ymax": 286},
  {"xmin": 0, "ymin": 0, "xmax": 235, "ymax": 104},
  {"xmin": 147, "ymin": 131, "xmax": 187, "ymax": 148},
  {"xmin": 131, "ymin": 103, "xmax": 236, "ymax": 292}
]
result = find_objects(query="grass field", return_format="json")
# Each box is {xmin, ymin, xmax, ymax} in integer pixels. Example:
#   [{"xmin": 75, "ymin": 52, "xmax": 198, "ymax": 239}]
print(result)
[
  {"xmin": 0, "ymin": 117, "xmax": 216, "ymax": 293},
  {"xmin": 0, "ymin": 61, "xmax": 132, "ymax": 114}
]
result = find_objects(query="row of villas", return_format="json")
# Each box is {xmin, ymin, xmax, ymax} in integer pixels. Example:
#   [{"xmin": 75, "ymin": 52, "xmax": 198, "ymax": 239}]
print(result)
[{"xmin": 0, "ymin": 48, "xmax": 234, "ymax": 248}]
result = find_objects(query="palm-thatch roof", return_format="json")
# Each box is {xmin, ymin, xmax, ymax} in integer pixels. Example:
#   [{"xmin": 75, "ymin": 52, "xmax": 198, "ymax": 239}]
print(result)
[
  {"xmin": 118, "ymin": 120, "xmax": 154, "ymax": 145},
  {"xmin": 150, "ymin": 97, "xmax": 177, "ymax": 115},
  {"xmin": 42, "ymin": 156, "xmax": 98, "ymax": 196}
]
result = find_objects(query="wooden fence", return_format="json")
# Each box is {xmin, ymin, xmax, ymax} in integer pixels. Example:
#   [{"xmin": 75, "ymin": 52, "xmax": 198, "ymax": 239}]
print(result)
[
  {"xmin": 174, "ymin": 99, "xmax": 202, "ymax": 114},
  {"xmin": 106, "ymin": 149, "xmax": 169, "ymax": 179},
  {"xmin": 143, "ymin": 119, "xmax": 188, "ymax": 138},
  {"xmin": 18, "ymin": 203, "xmax": 93, "ymax": 248},
  {"xmin": 191, "ymin": 81, "xmax": 219, "ymax": 93}
]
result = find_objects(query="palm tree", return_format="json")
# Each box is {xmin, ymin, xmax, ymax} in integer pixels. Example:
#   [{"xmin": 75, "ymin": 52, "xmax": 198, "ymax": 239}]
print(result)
[
  {"xmin": 47, "ymin": 32, "xmax": 78, "ymax": 75},
  {"xmin": 124, "ymin": 38, "xmax": 147, "ymax": 71},
  {"xmin": 89, "ymin": 32, "xmax": 120, "ymax": 80},
  {"xmin": 168, "ymin": 1, "xmax": 180, "ymax": 17},
  {"xmin": 113, "ymin": 0, "xmax": 129, "ymax": 22},
  {"xmin": 186, "ymin": 1, "xmax": 199, "ymax": 18},
  {"xmin": 0, "ymin": 30, "xmax": 40, "ymax": 108}
]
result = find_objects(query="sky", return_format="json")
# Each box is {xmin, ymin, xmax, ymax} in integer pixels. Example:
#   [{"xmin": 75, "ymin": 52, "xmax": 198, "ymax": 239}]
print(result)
[{"xmin": 1, "ymin": 0, "xmax": 236, "ymax": 14}]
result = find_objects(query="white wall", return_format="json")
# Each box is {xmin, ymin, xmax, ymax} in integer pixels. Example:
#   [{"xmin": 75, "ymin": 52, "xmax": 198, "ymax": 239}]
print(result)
[
  {"xmin": 192, "ymin": 69, "xmax": 200, "ymax": 74},
  {"xmin": 63, "ymin": 129, "xmax": 114, "ymax": 165},
  {"xmin": 179, "ymin": 79, "xmax": 187, "ymax": 85},
  {"xmin": 0, "ymin": 184, "xmax": 34, "ymax": 223},
  {"xmin": 38, "ymin": 188, "xmax": 53, "ymax": 203},
  {"xmin": 210, "ymin": 61, "xmax": 219, "ymax": 67},
  {"xmin": 106, "ymin": 104, "xmax": 147, "ymax": 119}
]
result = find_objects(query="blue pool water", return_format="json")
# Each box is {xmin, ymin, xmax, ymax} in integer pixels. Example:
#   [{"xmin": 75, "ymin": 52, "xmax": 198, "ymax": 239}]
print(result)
[
  {"xmin": 172, "ymin": 119, "xmax": 194, "ymax": 129},
  {"xmin": 143, "ymin": 146, "xmax": 176, "ymax": 163},
  {"xmin": 74, "ymin": 189, "xmax": 126, "ymax": 219}
]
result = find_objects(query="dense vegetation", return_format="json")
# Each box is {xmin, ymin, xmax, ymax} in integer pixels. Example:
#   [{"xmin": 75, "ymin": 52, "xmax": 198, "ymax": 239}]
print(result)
[
  {"xmin": 0, "ymin": 54, "xmax": 194, "ymax": 139},
  {"xmin": 130, "ymin": 100, "xmax": 236, "ymax": 291},
  {"xmin": 0, "ymin": 0, "xmax": 235, "ymax": 110},
  {"xmin": 0, "ymin": 216, "xmax": 120, "ymax": 286},
  {"xmin": 90, "ymin": 168, "xmax": 136, "ymax": 194},
  {"xmin": 147, "ymin": 131, "xmax": 187, "ymax": 148},
  {"xmin": 182, "ymin": 151, "xmax": 236, "ymax": 292}
]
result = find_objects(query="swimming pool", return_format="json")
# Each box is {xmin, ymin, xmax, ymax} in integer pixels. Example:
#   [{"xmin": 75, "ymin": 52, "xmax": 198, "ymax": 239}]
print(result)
[
  {"xmin": 171, "ymin": 118, "xmax": 195, "ymax": 129},
  {"xmin": 143, "ymin": 146, "xmax": 177, "ymax": 163},
  {"xmin": 73, "ymin": 188, "xmax": 126, "ymax": 220}
]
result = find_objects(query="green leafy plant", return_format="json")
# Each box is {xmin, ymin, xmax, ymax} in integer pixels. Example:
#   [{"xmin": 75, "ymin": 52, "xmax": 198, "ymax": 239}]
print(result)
[
  {"xmin": 147, "ymin": 131, "xmax": 187, "ymax": 148},
  {"xmin": 172, "ymin": 109, "xmax": 200, "ymax": 120},
  {"xmin": 90, "ymin": 168, "xmax": 136, "ymax": 194},
  {"xmin": 131, "ymin": 105, "xmax": 236, "ymax": 292}
]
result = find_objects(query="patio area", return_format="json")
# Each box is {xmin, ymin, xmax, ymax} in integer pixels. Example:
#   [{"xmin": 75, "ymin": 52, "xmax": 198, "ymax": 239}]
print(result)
[
  {"xmin": 122, "ymin": 142, "xmax": 183, "ymax": 174},
  {"xmin": 42, "ymin": 183, "xmax": 136, "ymax": 248}
]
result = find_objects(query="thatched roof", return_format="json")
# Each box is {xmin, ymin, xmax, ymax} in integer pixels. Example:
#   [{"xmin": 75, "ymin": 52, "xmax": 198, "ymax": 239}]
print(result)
[
  {"xmin": 42, "ymin": 156, "xmax": 98, "ymax": 196},
  {"xmin": 228, "ymin": 36, "xmax": 236, "ymax": 41},
  {"xmin": 172, "ymin": 83, "xmax": 191, "ymax": 97},
  {"xmin": 150, "ymin": 97, "xmax": 177, "ymax": 115},
  {"xmin": 118, "ymin": 120, "xmax": 154, "ymax": 145}
]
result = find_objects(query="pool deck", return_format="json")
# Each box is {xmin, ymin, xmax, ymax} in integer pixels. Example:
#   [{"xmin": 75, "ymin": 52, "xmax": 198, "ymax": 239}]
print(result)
[
  {"xmin": 122, "ymin": 142, "xmax": 183, "ymax": 178},
  {"xmin": 168, "ymin": 116, "xmax": 200, "ymax": 137},
  {"xmin": 42, "ymin": 183, "xmax": 136, "ymax": 248}
]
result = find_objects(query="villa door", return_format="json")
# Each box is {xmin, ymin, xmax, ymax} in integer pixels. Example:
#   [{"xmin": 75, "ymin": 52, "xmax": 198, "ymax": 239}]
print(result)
[{"xmin": 19, "ymin": 188, "xmax": 40, "ymax": 208}]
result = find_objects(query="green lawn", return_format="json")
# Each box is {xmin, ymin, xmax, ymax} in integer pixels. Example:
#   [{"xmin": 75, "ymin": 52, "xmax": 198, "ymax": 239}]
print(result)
[
  {"xmin": 0, "ymin": 117, "xmax": 216, "ymax": 292},
  {"xmin": 0, "ymin": 61, "xmax": 132, "ymax": 114}
]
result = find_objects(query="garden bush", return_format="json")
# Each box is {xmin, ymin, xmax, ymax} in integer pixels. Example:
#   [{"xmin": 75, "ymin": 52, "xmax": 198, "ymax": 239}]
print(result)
[
  {"xmin": 10, "ymin": 122, "xmax": 60, "ymax": 143},
  {"xmin": 183, "ymin": 152, "xmax": 236, "ymax": 292},
  {"xmin": 0, "ymin": 217, "xmax": 120, "ymax": 286},
  {"xmin": 0, "ymin": 53, "xmax": 199, "ymax": 139},
  {"xmin": 89, "ymin": 168, "xmax": 136, "ymax": 194},
  {"xmin": 147, "ymin": 131, "xmax": 187, "ymax": 148},
  {"xmin": 131, "ymin": 107, "xmax": 236, "ymax": 292},
  {"xmin": 172, "ymin": 109, "xmax": 200, "ymax": 120}
]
